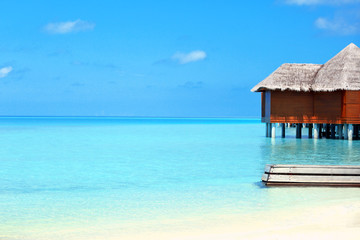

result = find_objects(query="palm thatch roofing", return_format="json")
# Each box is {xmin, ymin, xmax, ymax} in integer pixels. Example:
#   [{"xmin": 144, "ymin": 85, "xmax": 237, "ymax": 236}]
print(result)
[{"xmin": 251, "ymin": 43, "xmax": 360, "ymax": 92}]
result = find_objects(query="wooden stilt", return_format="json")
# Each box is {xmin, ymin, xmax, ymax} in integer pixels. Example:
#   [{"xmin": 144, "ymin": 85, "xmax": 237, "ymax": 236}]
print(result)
[
  {"xmin": 348, "ymin": 124, "xmax": 353, "ymax": 141},
  {"xmin": 266, "ymin": 123, "xmax": 269, "ymax": 137},
  {"xmin": 296, "ymin": 124, "xmax": 299, "ymax": 138},
  {"xmin": 344, "ymin": 124, "xmax": 348, "ymax": 140},
  {"xmin": 296, "ymin": 123, "xmax": 302, "ymax": 139},
  {"xmin": 325, "ymin": 124, "xmax": 330, "ymax": 138},
  {"xmin": 331, "ymin": 124, "xmax": 336, "ymax": 139},
  {"xmin": 354, "ymin": 125, "xmax": 359, "ymax": 140},
  {"xmin": 314, "ymin": 124, "xmax": 319, "ymax": 139},
  {"xmin": 268, "ymin": 123, "xmax": 272, "ymax": 138},
  {"xmin": 281, "ymin": 123, "xmax": 285, "ymax": 138},
  {"xmin": 265, "ymin": 122, "xmax": 354, "ymax": 140},
  {"xmin": 338, "ymin": 124, "xmax": 344, "ymax": 139},
  {"xmin": 271, "ymin": 123, "xmax": 276, "ymax": 139}
]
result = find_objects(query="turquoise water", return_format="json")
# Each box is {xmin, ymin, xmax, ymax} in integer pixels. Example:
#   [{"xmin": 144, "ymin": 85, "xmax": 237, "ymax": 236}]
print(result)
[{"xmin": 1, "ymin": 118, "xmax": 360, "ymax": 239}]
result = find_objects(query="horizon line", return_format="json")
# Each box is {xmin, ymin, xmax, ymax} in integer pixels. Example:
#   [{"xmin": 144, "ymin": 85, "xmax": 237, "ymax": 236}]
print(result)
[{"xmin": 0, "ymin": 115, "xmax": 260, "ymax": 119}]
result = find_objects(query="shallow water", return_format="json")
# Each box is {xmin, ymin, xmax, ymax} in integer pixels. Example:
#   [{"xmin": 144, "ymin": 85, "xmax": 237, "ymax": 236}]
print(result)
[{"xmin": 0, "ymin": 118, "xmax": 359, "ymax": 239}]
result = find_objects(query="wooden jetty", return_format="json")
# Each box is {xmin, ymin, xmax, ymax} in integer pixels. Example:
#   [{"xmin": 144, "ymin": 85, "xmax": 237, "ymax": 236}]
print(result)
[{"xmin": 262, "ymin": 164, "xmax": 360, "ymax": 187}]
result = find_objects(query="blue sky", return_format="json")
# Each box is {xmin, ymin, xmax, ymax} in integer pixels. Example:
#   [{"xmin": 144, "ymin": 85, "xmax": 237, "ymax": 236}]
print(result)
[{"xmin": 0, "ymin": 0, "xmax": 359, "ymax": 117}]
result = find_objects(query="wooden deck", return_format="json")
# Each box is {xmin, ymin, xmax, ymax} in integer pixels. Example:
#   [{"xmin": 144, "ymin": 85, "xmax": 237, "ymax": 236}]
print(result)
[{"xmin": 262, "ymin": 164, "xmax": 360, "ymax": 187}]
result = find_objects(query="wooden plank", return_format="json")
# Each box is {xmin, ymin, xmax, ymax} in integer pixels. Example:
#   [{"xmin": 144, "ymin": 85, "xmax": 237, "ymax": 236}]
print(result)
[
  {"xmin": 261, "ymin": 174, "xmax": 269, "ymax": 182},
  {"xmin": 268, "ymin": 167, "xmax": 360, "ymax": 175},
  {"xmin": 270, "ymin": 164, "xmax": 360, "ymax": 169},
  {"xmin": 265, "ymin": 182, "xmax": 360, "ymax": 187},
  {"xmin": 271, "ymin": 91, "xmax": 313, "ymax": 118},
  {"xmin": 269, "ymin": 117, "xmax": 344, "ymax": 124},
  {"xmin": 262, "ymin": 164, "xmax": 360, "ymax": 187},
  {"xmin": 344, "ymin": 91, "xmax": 360, "ymax": 104},
  {"xmin": 264, "ymin": 164, "xmax": 272, "ymax": 173},
  {"xmin": 266, "ymin": 174, "xmax": 360, "ymax": 183},
  {"xmin": 314, "ymin": 91, "xmax": 342, "ymax": 118},
  {"xmin": 345, "ymin": 103, "xmax": 360, "ymax": 118}
]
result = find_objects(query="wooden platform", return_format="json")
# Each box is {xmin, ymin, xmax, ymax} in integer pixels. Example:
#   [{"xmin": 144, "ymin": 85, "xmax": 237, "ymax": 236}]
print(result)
[{"xmin": 262, "ymin": 164, "xmax": 360, "ymax": 187}]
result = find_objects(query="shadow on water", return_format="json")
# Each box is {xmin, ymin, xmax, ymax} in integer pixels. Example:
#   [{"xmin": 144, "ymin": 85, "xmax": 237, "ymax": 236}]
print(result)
[{"xmin": 253, "ymin": 181, "xmax": 267, "ymax": 189}]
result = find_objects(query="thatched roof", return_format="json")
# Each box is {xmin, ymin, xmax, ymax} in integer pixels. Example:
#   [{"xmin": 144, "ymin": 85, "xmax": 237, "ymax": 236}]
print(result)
[
  {"xmin": 251, "ymin": 63, "xmax": 322, "ymax": 92},
  {"xmin": 251, "ymin": 43, "xmax": 360, "ymax": 92},
  {"xmin": 312, "ymin": 43, "xmax": 360, "ymax": 91}
]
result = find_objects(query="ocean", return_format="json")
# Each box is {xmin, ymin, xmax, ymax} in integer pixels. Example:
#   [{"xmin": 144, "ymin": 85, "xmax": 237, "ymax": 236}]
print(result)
[{"xmin": 1, "ymin": 117, "xmax": 360, "ymax": 239}]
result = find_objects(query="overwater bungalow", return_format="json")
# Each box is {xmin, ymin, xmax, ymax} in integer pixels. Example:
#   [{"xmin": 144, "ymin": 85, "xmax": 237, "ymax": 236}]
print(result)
[{"xmin": 252, "ymin": 43, "xmax": 360, "ymax": 140}]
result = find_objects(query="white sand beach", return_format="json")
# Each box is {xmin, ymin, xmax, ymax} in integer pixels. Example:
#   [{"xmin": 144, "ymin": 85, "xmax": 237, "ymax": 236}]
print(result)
[
  {"xmin": 7, "ymin": 197, "xmax": 358, "ymax": 240},
  {"xmin": 110, "ymin": 200, "xmax": 360, "ymax": 240}
]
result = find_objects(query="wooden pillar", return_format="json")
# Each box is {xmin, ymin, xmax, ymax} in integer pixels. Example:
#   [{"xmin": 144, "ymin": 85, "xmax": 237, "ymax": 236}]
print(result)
[
  {"xmin": 325, "ymin": 124, "xmax": 330, "ymax": 138},
  {"xmin": 344, "ymin": 124, "xmax": 348, "ymax": 140},
  {"xmin": 296, "ymin": 123, "xmax": 302, "ymax": 139},
  {"xmin": 271, "ymin": 123, "xmax": 276, "ymax": 139},
  {"xmin": 266, "ymin": 123, "xmax": 269, "ymax": 137},
  {"xmin": 268, "ymin": 123, "xmax": 272, "ymax": 138},
  {"xmin": 338, "ymin": 124, "xmax": 343, "ymax": 139},
  {"xmin": 319, "ymin": 124, "xmax": 323, "ymax": 138},
  {"xmin": 314, "ymin": 124, "xmax": 319, "ymax": 139},
  {"xmin": 331, "ymin": 124, "xmax": 336, "ymax": 139},
  {"xmin": 281, "ymin": 123, "xmax": 285, "ymax": 138},
  {"xmin": 354, "ymin": 125, "xmax": 359, "ymax": 140},
  {"xmin": 348, "ymin": 124, "xmax": 353, "ymax": 141},
  {"xmin": 308, "ymin": 124, "xmax": 313, "ymax": 139}
]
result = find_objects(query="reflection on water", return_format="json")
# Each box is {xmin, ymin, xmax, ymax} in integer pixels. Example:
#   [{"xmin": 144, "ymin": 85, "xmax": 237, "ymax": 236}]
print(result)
[{"xmin": 261, "ymin": 136, "xmax": 360, "ymax": 166}]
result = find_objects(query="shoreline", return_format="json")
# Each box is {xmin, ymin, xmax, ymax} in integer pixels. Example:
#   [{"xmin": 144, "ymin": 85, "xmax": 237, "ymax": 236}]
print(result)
[
  {"xmin": 113, "ymin": 199, "xmax": 360, "ymax": 240},
  {"xmin": 2, "ymin": 187, "xmax": 360, "ymax": 240},
  {"xmin": 21, "ymin": 199, "xmax": 356, "ymax": 240}
]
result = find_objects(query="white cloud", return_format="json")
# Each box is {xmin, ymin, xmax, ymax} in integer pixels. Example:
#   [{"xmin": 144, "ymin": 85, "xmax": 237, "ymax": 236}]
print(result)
[
  {"xmin": 315, "ymin": 17, "xmax": 360, "ymax": 35},
  {"xmin": 171, "ymin": 50, "xmax": 207, "ymax": 64},
  {"xmin": 284, "ymin": 0, "xmax": 360, "ymax": 5},
  {"xmin": 44, "ymin": 19, "xmax": 95, "ymax": 34},
  {"xmin": 0, "ymin": 66, "xmax": 13, "ymax": 78}
]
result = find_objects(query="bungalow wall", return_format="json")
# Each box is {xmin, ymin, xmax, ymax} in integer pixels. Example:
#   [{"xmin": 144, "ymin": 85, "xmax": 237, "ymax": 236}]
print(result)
[
  {"xmin": 261, "ymin": 90, "xmax": 360, "ymax": 124},
  {"xmin": 342, "ymin": 91, "xmax": 360, "ymax": 123}
]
